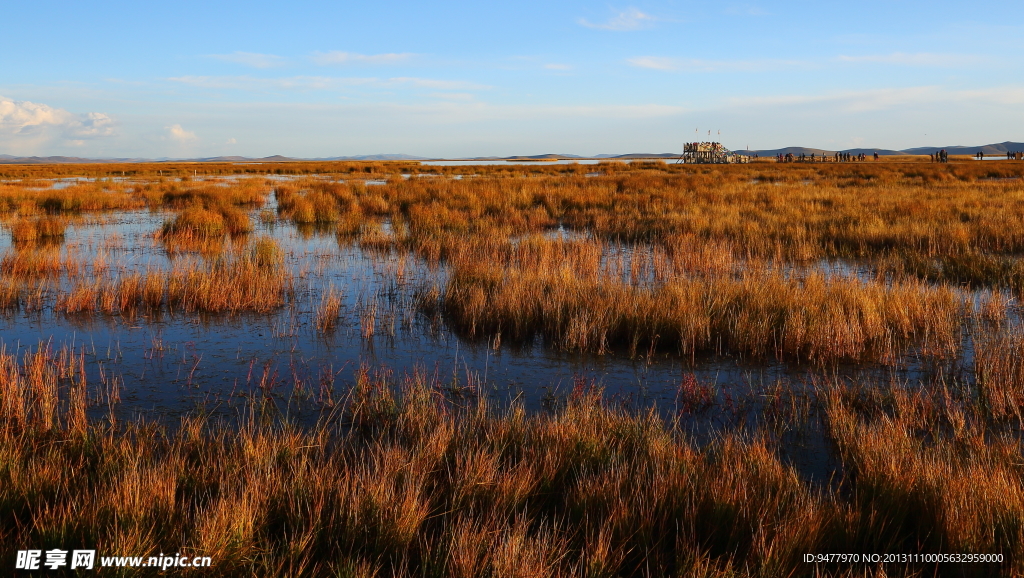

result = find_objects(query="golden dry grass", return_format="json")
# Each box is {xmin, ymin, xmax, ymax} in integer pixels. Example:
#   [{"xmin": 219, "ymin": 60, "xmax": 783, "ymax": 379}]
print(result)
[
  {"xmin": 0, "ymin": 348, "xmax": 1017, "ymax": 577},
  {"xmin": 315, "ymin": 285, "xmax": 342, "ymax": 332},
  {"xmin": 430, "ymin": 235, "xmax": 964, "ymax": 363},
  {"xmin": 1, "ymin": 160, "xmax": 1023, "ymax": 576}
]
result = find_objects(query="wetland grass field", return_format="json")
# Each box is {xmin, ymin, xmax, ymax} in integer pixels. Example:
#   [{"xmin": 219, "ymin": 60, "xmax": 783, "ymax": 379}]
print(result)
[{"xmin": 3, "ymin": 158, "xmax": 1024, "ymax": 576}]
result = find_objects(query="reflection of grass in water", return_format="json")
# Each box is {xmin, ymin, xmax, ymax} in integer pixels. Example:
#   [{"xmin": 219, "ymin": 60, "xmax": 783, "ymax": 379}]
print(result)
[
  {"xmin": 0, "ymin": 350, "xmax": 1021, "ymax": 576},
  {"xmin": 294, "ymin": 221, "xmax": 336, "ymax": 239}
]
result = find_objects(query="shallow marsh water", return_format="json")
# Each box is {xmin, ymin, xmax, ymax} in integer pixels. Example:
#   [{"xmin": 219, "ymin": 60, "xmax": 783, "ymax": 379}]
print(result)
[{"xmin": 0, "ymin": 175, "xmax": 1014, "ymax": 484}]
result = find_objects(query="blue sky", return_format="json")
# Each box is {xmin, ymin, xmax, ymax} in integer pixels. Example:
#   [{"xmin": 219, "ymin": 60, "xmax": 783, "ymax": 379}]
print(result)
[{"xmin": 2, "ymin": 1, "xmax": 1022, "ymax": 157}]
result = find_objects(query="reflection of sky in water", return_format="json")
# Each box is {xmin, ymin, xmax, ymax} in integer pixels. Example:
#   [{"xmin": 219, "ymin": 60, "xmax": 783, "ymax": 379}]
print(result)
[{"xmin": 0, "ymin": 175, "xmax": 1013, "ymax": 483}]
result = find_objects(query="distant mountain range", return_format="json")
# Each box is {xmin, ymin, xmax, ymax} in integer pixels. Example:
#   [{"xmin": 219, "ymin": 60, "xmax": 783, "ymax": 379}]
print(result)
[
  {"xmin": 1, "ymin": 143, "xmax": 1022, "ymax": 164},
  {"xmin": 732, "ymin": 142, "xmax": 1024, "ymax": 157},
  {"xmin": 0, "ymin": 153, "xmax": 430, "ymax": 164}
]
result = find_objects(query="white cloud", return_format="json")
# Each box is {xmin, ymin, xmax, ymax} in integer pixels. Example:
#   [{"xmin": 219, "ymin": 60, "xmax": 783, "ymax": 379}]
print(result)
[
  {"xmin": 167, "ymin": 124, "xmax": 197, "ymax": 142},
  {"xmin": 310, "ymin": 51, "xmax": 415, "ymax": 65},
  {"xmin": 209, "ymin": 51, "xmax": 287, "ymax": 68},
  {"xmin": 226, "ymin": 137, "xmax": 237, "ymax": 144},
  {"xmin": 72, "ymin": 112, "xmax": 115, "ymax": 137},
  {"xmin": 579, "ymin": 8, "xmax": 655, "ymax": 31},
  {"xmin": 0, "ymin": 96, "xmax": 115, "ymax": 138},
  {"xmin": 837, "ymin": 52, "xmax": 983, "ymax": 67},
  {"xmin": 167, "ymin": 75, "xmax": 489, "ymax": 92},
  {"xmin": 628, "ymin": 57, "xmax": 808, "ymax": 72},
  {"xmin": 544, "ymin": 63, "xmax": 572, "ymax": 70}
]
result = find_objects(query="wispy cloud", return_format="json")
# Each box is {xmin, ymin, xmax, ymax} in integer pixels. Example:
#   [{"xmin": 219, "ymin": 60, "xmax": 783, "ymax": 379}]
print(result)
[
  {"xmin": 544, "ymin": 63, "xmax": 572, "ymax": 70},
  {"xmin": 628, "ymin": 56, "xmax": 808, "ymax": 72},
  {"xmin": 579, "ymin": 8, "xmax": 655, "ymax": 31},
  {"xmin": 390, "ymin": 77, "xmax": 490, "ymax": 90},
  {"xmin": 168, "ymin": 75, "xmax": 374, "ymax": 91},
  {"xmin": 726, "ymin": 85, "xmax": 1024, "ymax": 112},
  {"xmin": 837, "ymin": 52, "xmax": 983, "ymax": 67},
  {"xmin": 167, "ymin": 124, "xmax": 197, "ymax": 142},
  {"xmin": 724, "ymin": 4, "xmax": 768, "ymax": 16},
  {"xmin": 0, "ymin": 96, "xmax": 114, "ymax": 138},
  {"xmin": 167, "ymin": 75, "xmax": 489, "ymax": 92},
  {"xmin": 310, "ymin": 51, "xmax": 416, "ymax": 66},
  {"xmin": 429, "ymin": 92, "xmax": 475, "ymax": 101},
  {"xmin": 208, "ymin": 51, "xmax": 287, "ymax": 69}
]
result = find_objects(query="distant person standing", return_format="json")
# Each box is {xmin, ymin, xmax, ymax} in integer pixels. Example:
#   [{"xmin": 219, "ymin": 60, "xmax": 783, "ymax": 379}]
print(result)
[{"xmin": 874, "ymin": 152, "xmax": 879, "ymax": 160}]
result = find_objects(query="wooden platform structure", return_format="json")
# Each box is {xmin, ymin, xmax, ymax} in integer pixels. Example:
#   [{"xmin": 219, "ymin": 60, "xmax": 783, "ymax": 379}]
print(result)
[{"xmin": 677, "ymin": 142, "xmax": 748, "ymax": 164}]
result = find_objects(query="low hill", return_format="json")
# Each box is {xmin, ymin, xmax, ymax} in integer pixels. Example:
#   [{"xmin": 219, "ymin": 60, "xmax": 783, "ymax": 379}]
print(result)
[{"xmin": 902, "ymin": 142, "xmax": 1024, "ymax": 156}]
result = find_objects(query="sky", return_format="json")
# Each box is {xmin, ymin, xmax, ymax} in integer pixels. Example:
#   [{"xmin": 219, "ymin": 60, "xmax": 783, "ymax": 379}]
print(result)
[{"xmin": 1, "ymin": 0, "xmax": 1022, "ymax": 158}]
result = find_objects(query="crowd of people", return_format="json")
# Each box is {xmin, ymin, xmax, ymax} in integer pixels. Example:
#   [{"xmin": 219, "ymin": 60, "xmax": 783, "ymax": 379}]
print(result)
[
  {"xmin": 776, "ymin": 151, "xmax": 877, "ymax": 163},
  {"xmin": 752, "ymin": 148, "xmax": 1020, "ymax": 163},
  {"xmin": 973, "ymin": 150, "xmax": 1023, "ymax": 160}
]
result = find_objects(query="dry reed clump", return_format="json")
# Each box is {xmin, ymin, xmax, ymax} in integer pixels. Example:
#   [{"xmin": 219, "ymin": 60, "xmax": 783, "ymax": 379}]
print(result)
[
  {"xmin": 825, "ymin": 381, "xmax": 1024, "ymax": 572},
  {"xmin": 220, "ymin": 204, "xmax": 253, "ymax": 235},
  {"xmin": 162, "ymin": 205, "xmax": 226, "ymax": 237},
  {"xmin": 250, "ymin": 236, "xmax": 284, "ymax": 268},
  {"xmin": 0, "ymin": 246, "xmax": 80, "ymax": 278},
  {"xmin": 54, "ymin": 273, "xmax": 149, "ymax": 315},
  {"xmin": 357, "ymin": 220, "xmax": 400, "ymax": 253},
  {"xmin": 0, "ymin": 277, "xmax": 19, "ymax": 310},
  {"xmin": 7, "ymin": 216, "xmax": 67, "ymax": 243},
  {"xmin": 156, "ymin": 180, "xmax": 269, "ymax": 241},
  {"xmin": 431, "ymin": 237, "xmax": 964, "ymax": 363},
  {"xmin": 275, "ymin": 186, "xmax": 343, "ymax": 225},
  {"xmin": 2, "ymin": 358, "xmax": 1014, "ymax": 576},
  {"xmin": 166, "ymin": 253, "xmax": 293, "ymax": 313},
  {"xmin": 0, "ymin": 342, "xmax": 88, "ymax": 433},
  {"xmin": 155, "ymin": 179, "xmax": 268, "ymax": 209},
  {"xmin": 54, "ymin": 258, "xmax": 290, "ymax": 315},
  {"xmin": 161, "ymin": 203, "xmax": 254, "ymax": 239},
  {"xmin": 315, "ymin": 285, "xmax": 342, "ymax": 332},
  {"xmin": 972, "ymin": 325, "xmax": 1024, "ymax": 421},
  {"xmin": 51, "ymin": 238, "xmax": 290, "ymax": 315},
  {"xmin": 0, "ymin": 181, "xmax": 144, "ymax": 214}
]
